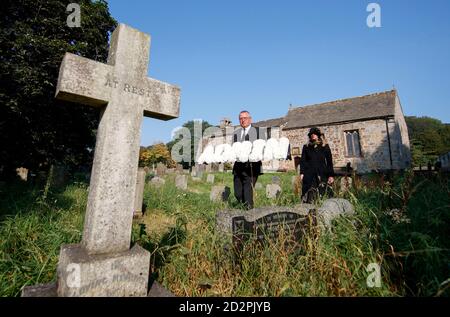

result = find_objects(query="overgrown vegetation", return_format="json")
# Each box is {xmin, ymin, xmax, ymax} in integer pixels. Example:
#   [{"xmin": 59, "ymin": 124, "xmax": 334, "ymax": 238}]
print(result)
[{"xmin": 0, "ymin": 171, "xmax": 448, "ymax": 297}]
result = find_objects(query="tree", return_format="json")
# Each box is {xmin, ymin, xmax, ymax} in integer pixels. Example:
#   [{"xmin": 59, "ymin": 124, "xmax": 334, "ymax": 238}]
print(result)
[
  {"xmin": 405, "ymin": 116, "xmax": 450, "ymax": 166},
  {"xmin": 0, "ymin": 0, "xmax": 117, "ymax": 179},
  {"xmin": 166, "ymin": 120, "xmax": 212, "ymax": 167},
  {"xmin": 139, "ymin": 143, "xmax": 175, "ymax": 168}
]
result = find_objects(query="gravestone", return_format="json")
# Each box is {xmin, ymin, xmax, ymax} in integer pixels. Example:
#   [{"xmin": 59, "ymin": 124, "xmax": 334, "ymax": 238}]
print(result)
[
  {"xmin": 210, "ymin": 185, "xmax": 231, "ymax": 202},
  {"xmin": 317, "ymin": 198, "xmax": 355, "ymax": 229},
  {"xmin": 255, "ymin": 182, "xmax": 263, "ymax": 190},
  {"xmin": 207, "ymin": 174, "xmax": 215, "ymax": 183},
  {"xmin": 218, "ymin": 163, "xmax": 224, "ymax": 173},
  {"xmin": 133, "ymin": 168, "xmax": 146, "ymax": 217},
  {"xmin": 51, "ymin": 164, "xmax": 70, "ymax": 188},
  {"xmin": 212, "ymin": 163, "xmax": 220, "ymax": 172},
  {"xmin": 271, "ymin": 176, "xmax": 281, "ymax": 185},
  {"xmin": 266, "ymin": 184, "xmax": 282, "ymax": 199},
  {"xmin": 205, "ymin": 164, "xmax": 212, "ymax": 173},
  {"xmin": 192, "ymin": 176, "xmax": 202, "ymax": 182},
  {"xmin": 166, "ymin": 168, "xmax": 175, "ymax": 174},
  {"xmin": 292, "ymin": 175, "xmax": 301, "ymax": 196},
  {"xmin": 175, "ymin": 175, "xmax": 188, "ymax": 190},
  {"xmin": 150, "ymin": 176, "xmax": 165, "ymax": 187},
  {"xmin": 216, "ymin": 204, "xmax": 316, "ymax": 251},
  {"xmin": 197, "ymin": 164, "xmax": 206, "ymax": 173},
  {"xmin": 176, "ymin": 164, "xmax": 183, "ymax": 173},
  {"xmin": 22, "ymin": 24, "xmax": 180, "ymax": 297},
  {"xmin": 339, "ymin": 176, "xmax": 353, "ymax": 194},
  {"xmin": 156, "ymin": 163, "xmax": 166, "ymax": 176}
]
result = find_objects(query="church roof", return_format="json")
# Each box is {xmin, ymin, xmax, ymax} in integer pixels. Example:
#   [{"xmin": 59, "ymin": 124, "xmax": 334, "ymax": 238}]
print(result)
[
  {"xmin": 253, "ymin": 117, "xmax": 287, "ymax": 128},
  {"xmin": 254, "ymin": 90, "xmax": 397, "ymax": 129}
]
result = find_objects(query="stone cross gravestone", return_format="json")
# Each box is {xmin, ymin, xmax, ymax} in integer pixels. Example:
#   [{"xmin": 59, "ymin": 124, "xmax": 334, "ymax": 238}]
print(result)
[{"xmin": 23, "ymin": 24, "xmax": 180, "ymax": 297}]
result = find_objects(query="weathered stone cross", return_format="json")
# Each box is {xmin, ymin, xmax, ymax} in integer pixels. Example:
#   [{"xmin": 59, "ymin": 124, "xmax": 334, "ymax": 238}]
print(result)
[
  {"xmin": 56, "ymin": 24, "xmax": 180, "ymax": 255},
  {"xmin": 22, "ymin": 24, "xmax": 180, "ymax": 297}
]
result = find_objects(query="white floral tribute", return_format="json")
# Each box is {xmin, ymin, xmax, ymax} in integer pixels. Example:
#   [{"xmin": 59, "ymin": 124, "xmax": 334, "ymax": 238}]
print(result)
[{"xmin": 197, "ymin": 137, "xmax": 290, "ymax": 164}]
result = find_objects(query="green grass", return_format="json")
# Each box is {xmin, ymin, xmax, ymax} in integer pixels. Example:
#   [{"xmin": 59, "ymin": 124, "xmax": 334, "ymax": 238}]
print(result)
[
  {"xmin": 0, "ymin": 182, "xmax": 86, "ymax": 296},
  {"xmin": 0, "ymin": 171, "xmax": 448, "ymax": 296}
]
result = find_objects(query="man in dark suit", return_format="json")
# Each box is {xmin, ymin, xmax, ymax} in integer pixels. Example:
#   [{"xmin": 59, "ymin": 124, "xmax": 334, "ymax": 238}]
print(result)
[{"xmin": 232, "ymin": 110, "xmax": 262, "ymax": 209}]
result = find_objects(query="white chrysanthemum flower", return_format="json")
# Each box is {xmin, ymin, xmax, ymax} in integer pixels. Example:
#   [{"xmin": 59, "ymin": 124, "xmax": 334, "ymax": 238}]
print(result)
[
  {"xmin": 249, "ymin": 139, "xmax": 266, "ymax": 162},
  {"xmin": 264, "ymin": 138, "xmax": 278, "ymax": 161},
  {"xmin": 238, "ymin": 141, "xmax": 253, "ymax": 162},
  {"xmin": 274, "ymin": 137, "xmax": 290, "ymax": 160}
]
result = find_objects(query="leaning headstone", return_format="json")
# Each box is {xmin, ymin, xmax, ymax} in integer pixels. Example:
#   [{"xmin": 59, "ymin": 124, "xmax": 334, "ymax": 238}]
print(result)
[
  {"xmin": 266, "ymin": 184, "xmax": 282, "ymax": 199},
  {"xmin": 22, "ymin": 24, "xmax": 180, "ymax": 297},
  {"xmin": 175, "ymin": 175, "xmax": 187, "ymax": 190},
  {"xmin": 271, "ymin": 176, "xmax": 281, "ymax": 185},
  {"xmin": 207, "ymin": 174, "xmax": 215, "ymax": 183},
  {"xmin": 156, "ymin": 163, "xmax": 166, "ymax": 176},
  {"xmin": 317, "ymin": 198, "xmax": 355, "ymax": 229},
  {"xmin": 216, "ymin": 204, "xmax": 316, "ymax": 250},
  {"xmin": 210, "ymin": 185, "xmax": 231, "ymax": 202},
  {"xmin": 255, "ymin": 182, "xmax": 263, "ymax": 190},
  {"xmin": 150, "ymin": 176, "xmax": 165, "ymax": 188},
  {"xmin": 133, "ymin": 168, "xmax": 146, "ymax": 217}
]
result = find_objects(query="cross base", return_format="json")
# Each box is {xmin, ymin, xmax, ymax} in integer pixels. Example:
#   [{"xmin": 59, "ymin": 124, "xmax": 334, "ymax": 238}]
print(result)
[
  {"xmin": 22, "ymin": 280, "xmax": 174, "ymax": 297},
  {"xmin": 23, "ymin": 244, "xmax": 150, "ymax": 297}
]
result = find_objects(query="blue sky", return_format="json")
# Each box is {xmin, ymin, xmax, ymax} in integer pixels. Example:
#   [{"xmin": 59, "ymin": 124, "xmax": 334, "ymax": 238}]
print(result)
[{"xmin": 106, "ymin": 0, "xmax": 450, "ymax": 146}]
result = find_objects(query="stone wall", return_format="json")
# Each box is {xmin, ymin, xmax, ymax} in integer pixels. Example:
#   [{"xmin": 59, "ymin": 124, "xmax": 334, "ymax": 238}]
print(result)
[
  {"xmin": 391, "ymin": 95, "xmax": 412, "ymax": 169},
  {"xmin": 281, "ymin": 119, "xmax": 395, "ymax": 173}
]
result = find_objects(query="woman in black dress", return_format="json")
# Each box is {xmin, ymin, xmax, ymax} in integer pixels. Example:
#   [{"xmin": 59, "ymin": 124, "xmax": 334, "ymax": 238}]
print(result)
[{"xmin": 300, "ymin": 127, "xmax": 335, "ymax": 203}]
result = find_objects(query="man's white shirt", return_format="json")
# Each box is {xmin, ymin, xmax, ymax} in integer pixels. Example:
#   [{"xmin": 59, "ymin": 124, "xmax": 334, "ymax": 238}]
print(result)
[{"xmin": 241, "ymin": 125, "xmax": 252, "ymax": 141}]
